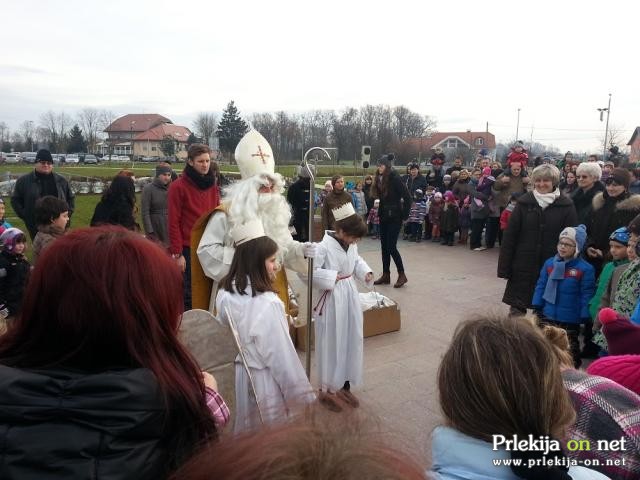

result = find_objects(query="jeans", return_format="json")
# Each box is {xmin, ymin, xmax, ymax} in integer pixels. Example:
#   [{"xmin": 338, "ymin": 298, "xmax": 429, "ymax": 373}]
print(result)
[
  {"xmin": 183, "ymin": 246, "xmax": 192, "ymax": 311},
  {"xmin": 380, "ymin": 221, "xmax": 404, "ymax": 274}
]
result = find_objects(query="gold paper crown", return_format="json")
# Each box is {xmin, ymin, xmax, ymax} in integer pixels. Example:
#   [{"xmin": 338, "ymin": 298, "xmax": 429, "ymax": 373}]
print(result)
[
  {"xmin": 230, "ymin": 220, "xmax": 265, "ymax": 245},
  {"xmin": 332, "ymin": 202, "xmax": 356, "ymax": 221},
  {"xmin": 234, "ymin": 130, "xmax": 275, "ymax": 180}
]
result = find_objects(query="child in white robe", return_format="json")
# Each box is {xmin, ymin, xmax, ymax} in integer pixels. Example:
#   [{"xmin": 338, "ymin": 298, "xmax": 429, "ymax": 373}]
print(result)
[
  {"xmin": 311, "ymin": 203, "xmax": 374, "ymax": 411},
  {"xmin": 216, "ymin": 221, "xmax": 315, "ymax": 432}
]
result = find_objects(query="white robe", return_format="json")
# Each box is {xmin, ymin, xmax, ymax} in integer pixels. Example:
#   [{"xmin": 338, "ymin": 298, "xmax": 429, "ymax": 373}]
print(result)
[
  {"xmin": 216, "ymin": 285, "xmax": 315, "ymax": 432},
  {"xmin": 312, "ymin": 232, "xmax": 372, "ymax": 391},
  {"xmin": 197, "ymin": 211, "xmax": 308, "ymax": 283}
]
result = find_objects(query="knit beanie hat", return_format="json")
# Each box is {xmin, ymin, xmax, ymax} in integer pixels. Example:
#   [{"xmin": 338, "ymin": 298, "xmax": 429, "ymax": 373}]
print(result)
[
  {"xmin": 609, "ymin": 226, "xmax": 630, "ymax": 246},
  {"xmin": 0, "ymin": 227, "xmax": 26, "ymax": 253},
  {"xmin": 587, "ymin": 355, "xmax": 640, "ymax": 396},
  {"xmin": 373, "ymin": 199, "xmax": 380, "ymax": 207},
  {"xmin": 558, "ymin": 224, "xmax": 587, "ymax": 257},
  {"xmin": 35, "ymin": 149, "xmax": 53, "ymax": 163},
  {"xmin": 608, "ymin": 168, "xmax": 631, "ymax": 189},
  {"xmin": 155, "ymin": 165, "xmax": 172, "ymax": 177},
  {"xmin": 324, "ymin": 180, "xmax": 333, "ymax": 190},
  {"xmin": 434, "ymin": 192, "xmax": 443, "ymax": 199}
]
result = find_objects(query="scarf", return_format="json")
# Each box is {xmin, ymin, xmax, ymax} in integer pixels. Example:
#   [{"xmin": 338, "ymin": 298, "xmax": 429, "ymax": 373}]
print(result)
[
  {"xmin": 184, "ymin": 163, "xmax": 215, "ymax": 190},
  {"xmin": 532, "ymin": 188, "xmax": 560, "ymax": 210},
  {"xmin": 543, "ymin": 255, "xmax": 567, "ymax": 304}
]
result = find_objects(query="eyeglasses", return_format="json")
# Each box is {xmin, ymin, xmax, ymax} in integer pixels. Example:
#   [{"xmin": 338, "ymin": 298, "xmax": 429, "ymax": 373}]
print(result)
[{"xmin": 557, "ymin": 241, "xmax": 576, "ymax": 248}]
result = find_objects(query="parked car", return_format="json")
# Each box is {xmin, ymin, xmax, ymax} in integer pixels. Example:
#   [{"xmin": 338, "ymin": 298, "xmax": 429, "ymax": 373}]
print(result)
[
  {"xmin": 22, "ymin": 152, "xmax": 37, "ymax": 163},
  {"xmin": 4, "ymin": 153, "xmax": 21, "ymax": 164},
  {"xmin": 84, "ymin": 154, "xmax": 98, "ymax": 164},
  {"xmin": 65, "ymin": 154, "xmax": 80, "ymax": 164},
  {"xmin": 139, "ymin": 156, "xmax": 157, "ymax": 162}
]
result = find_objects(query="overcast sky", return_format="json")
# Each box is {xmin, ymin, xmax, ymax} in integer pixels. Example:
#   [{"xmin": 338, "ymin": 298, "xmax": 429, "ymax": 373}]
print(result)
[{"xmin": 1, "ymin": 0, "xmax": 637, "ymax": 153}]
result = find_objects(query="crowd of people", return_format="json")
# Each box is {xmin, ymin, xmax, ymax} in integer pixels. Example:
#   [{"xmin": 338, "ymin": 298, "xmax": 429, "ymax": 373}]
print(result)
[{"xmin": 0, "ymin": 138, "xmax": 638, "ymax": 479}]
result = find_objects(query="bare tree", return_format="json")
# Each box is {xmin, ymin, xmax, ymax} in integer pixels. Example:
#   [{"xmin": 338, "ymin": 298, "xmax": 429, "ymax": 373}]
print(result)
[
  {"xmin": 39, "ymin": 110, "xmax": 59, "ymax": 151},
  {"xmin": 20, "ymin": 120, "xmax": 35, "ymax": 151},
  {"xmin": 193, "ymin": 112, "xmax": 218, "ymax": 145},
  {"xmin": 0, "ymin": 122, "xmax": 8, "ymax": 144},
  {"xmin": 99, "ymin": 109, "xmax": 117, "ymax": 132},
  {"xmin": 78, "ymin": 108, "xmax": 101, "ymax": 153}
]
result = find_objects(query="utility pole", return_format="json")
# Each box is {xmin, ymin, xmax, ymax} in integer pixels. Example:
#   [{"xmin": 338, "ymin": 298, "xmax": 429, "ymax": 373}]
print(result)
[
  {"xmin": 598, "ymin": 94, "xmax": 612, "ymax": 162},
  {"xmin": 515, "ymin": 108, "xmax": 521, "ymax": 141}
]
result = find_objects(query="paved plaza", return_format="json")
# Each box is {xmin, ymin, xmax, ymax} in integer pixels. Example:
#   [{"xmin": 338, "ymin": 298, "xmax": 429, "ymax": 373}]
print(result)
[{"xmin": 290, "ymin": 236, "xmax": 509, "ymax": 462}]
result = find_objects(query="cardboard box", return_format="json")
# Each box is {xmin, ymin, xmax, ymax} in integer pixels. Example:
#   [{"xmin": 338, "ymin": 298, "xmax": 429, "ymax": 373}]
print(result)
[{"xmin": 296, "ymin": 303, "xmax": 401, "ymax": 352}]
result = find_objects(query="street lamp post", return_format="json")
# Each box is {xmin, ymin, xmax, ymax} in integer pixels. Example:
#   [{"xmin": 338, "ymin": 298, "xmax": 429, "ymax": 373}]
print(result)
[
  {"xmin": 597, "ymin": 93, "xmax": 612, "ymax": 162},
  {"xmin": 515, "ymin": 108, "xmax": 521, "ymax": 142}
]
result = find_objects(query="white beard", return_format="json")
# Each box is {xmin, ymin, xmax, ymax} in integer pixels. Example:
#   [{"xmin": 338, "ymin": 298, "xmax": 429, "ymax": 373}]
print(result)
[{"xmin": 223, "ymin": 174, "xmax": 294, "ymax": 261}]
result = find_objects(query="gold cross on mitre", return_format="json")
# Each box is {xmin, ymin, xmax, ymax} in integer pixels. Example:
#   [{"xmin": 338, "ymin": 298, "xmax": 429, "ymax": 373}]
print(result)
[{"xmin": 251, "ymin": 146, "xmax": 270, "ymax": 164}]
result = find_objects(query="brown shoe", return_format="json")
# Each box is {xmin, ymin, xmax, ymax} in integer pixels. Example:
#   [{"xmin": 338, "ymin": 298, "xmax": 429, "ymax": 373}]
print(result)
[
  {"xmin": 337, "ymin": 388, "xmax": 360, "ymax": 408},
  {"xmin": 318, "ymin": 391, "xmax": 343, "ymax": 412},
  {"xmin": 394, "ymin": 272, "xmax": 408, "ymax": 288},
  {"xmin": 373, "ymin": 272, "xmax": 391, "ymax": 285}
]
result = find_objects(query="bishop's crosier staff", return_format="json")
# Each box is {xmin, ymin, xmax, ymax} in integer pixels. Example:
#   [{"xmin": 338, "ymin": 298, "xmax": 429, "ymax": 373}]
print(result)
[{"xmin": 301, "ymin": 147, "xmax": 332, "ymax": 378}]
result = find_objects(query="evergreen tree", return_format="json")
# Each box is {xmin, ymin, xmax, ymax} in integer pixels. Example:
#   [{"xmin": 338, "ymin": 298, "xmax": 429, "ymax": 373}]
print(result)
[
  {"xmin": 66, "ymin": 124, "xmax": 87, "ymax": 153},
  {"xmin": 216, "ymin": 100, "xmax": 248, "ymax": 154},
  {"xmin": 160, "ymin": 136, "xmax": 176, "ymax": 158}
]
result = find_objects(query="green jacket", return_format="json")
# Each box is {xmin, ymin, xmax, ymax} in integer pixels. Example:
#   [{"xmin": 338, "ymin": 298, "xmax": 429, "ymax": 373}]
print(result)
[{"xmin": 589, "ymin": 258, "xmax": 629, "ymax": 320}]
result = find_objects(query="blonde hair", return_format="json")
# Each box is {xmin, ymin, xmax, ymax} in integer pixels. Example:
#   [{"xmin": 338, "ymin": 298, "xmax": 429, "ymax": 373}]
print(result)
[
  {"xmin": 438, "ymin": 312, "xmax": 575, "ymax": 442},
  {"xmin": 531, "ymin": 164, "xmax": 561, "ymax": 187}
]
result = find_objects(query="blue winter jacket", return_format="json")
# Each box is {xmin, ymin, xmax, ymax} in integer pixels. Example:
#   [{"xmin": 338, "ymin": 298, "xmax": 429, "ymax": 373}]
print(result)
[{"xmin": 531, "ymin": 256, "xmax": 595, "ymax": 323}]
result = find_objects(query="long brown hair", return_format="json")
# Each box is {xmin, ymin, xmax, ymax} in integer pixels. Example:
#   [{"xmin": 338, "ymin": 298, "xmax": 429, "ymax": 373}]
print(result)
[
  {"xmin": 370, "ymin": 167, "xmax": 390, "ymax": 199},
  {"xmin": 438, "ymin": 312, "xmax": 575, "ymax": 442},
  {"xmin": 220, "ymin": 236, "xmax": 278, "ymax": 296}
]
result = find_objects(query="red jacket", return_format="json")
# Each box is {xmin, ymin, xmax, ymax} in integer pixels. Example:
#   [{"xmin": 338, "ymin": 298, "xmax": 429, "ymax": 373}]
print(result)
[{"xmin": 167, "ymin": 174, "xmax": 220, "ymax": 255}]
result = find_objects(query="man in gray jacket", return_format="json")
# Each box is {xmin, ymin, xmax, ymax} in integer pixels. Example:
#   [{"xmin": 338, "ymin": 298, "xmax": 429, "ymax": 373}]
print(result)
[{"xmin": 141, "ymin": 163, "xmax": 172, "ymax": 246}]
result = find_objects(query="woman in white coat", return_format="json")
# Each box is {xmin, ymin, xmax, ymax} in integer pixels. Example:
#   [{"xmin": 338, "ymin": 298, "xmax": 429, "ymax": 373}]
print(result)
[
  {"xmin": 216, "ymin": 220, "xmax": 315, "ymax": 432},
  {"xmin": 312, "ymin": 203, "xmax": 373, "ymax": 411}
]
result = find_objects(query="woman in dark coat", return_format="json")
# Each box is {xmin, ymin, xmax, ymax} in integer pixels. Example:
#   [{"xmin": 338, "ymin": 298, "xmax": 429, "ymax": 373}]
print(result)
[
  {"xmin": 498, "ymin": 164, "xmax": 578, "ymax": 315},
  {"xmin": 585, "ymin": 168, "xmax": 640, "ymax": 274},
  {"xmin": 0, "ymin": 227, "xmax": 218, "ymax": 480},
  {"xmin": 90, "ymin": 174, "xmax": 139, "ymax": 230},
  {"xmin": 370, "ymin": 154, "xmax": 412, "ymax": 288},
  {"xmin": 571, "ymin": 162, "xmax": 605, "ymax": 226}
]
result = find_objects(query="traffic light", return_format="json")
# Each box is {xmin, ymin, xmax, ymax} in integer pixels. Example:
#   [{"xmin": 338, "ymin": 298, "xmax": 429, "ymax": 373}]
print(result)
[{"xmin": 361, "ymin": 145, "xmax": 371, "ymax": 169}]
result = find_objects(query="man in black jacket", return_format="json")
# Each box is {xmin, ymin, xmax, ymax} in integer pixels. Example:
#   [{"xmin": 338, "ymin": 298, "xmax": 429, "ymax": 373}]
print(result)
[
  {"xmin": 403, "ymin": 163, "xmax": 427, "ymax": 197},
  {"xmin": 286, "ymin": 165, "xmax": 314, "ymax": 242},
  {"xmin": 11, "ymin": 149, "xmax": 75, "ymax": 239}
]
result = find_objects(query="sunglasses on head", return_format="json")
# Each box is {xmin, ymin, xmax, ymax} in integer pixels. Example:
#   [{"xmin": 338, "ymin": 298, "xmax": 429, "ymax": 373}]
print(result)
[{"xmin": 605, "ymin": 177, "xmax": 621, "ymax": 186}]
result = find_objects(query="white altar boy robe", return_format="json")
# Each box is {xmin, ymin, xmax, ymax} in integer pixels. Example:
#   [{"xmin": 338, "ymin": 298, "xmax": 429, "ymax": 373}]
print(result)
[
  {"xmin": 313, "ymin": 231, "xmax": 372, "ymax": 391},
  {"xmin": 216, "ymin": 282, "xmax": 315, "ymax": 432}
]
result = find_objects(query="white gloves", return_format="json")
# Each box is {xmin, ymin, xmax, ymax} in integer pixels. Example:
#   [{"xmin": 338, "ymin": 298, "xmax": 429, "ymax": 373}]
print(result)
[{"xmin": 303, "ymin": 242, "xmax": 317, "ymax": 258}]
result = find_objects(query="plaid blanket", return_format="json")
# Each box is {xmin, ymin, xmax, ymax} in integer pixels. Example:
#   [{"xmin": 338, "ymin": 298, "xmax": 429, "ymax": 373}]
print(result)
[{"xmin": 563, "ymin": 369, "xmax": 640, "ymax": 479}]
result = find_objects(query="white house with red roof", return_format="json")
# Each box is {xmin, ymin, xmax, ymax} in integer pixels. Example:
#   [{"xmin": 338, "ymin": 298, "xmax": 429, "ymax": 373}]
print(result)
[{"xmin": 100, "ymin": 114, "xmax": 192, "ymax": 160}]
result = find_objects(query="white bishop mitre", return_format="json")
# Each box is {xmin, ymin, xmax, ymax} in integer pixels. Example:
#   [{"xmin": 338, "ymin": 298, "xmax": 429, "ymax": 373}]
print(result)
[
  {"xmin": 230, "ymin": 219, "xmax": 265, "ymax": 245},
  {"xmin": 234, "ymin": 129, "xmax": 275, "ymax": 179}
]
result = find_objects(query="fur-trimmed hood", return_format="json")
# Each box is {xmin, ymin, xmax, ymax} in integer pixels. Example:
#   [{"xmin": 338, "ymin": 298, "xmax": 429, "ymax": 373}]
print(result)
[{"xmin": 592, "ymin": 191, "xmax": 640, "ymax": 212}]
